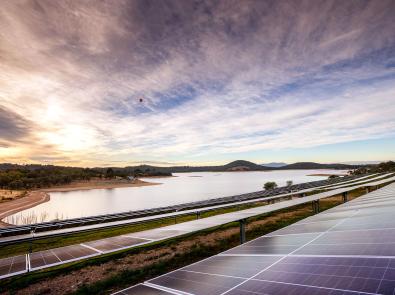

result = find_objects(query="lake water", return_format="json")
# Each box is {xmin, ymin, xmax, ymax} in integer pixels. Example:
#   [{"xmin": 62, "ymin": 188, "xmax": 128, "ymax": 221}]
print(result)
[{"xmin": 4, "ymin": 170, "xmax": 347, "ymax": 225}]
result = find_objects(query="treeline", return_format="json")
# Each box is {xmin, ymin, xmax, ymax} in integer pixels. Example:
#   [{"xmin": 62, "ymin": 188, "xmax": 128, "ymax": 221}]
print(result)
[
  {"xmin": 351, "ymin": 161, "xmax": 395, "ymax": 175},
  {"xmin": 0, "ymin": 167, "xmax": 101, "ymax": 190},
  {"xmin": 101, "ymin": 167, "xmax": 171, "ymax": 178},
  {"xmin": 0, "ymin": 164, "xmax": 172, "ymax": 190}
]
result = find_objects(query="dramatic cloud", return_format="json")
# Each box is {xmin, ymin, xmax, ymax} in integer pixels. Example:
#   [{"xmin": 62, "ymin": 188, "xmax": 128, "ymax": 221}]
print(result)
[
  {"xmin": 0, "ymin": 0, "xmax": 395, "ymax": 166},
  {"xmin": 0, "ymin": 107, "xmax": 32, "ymax": 143}
]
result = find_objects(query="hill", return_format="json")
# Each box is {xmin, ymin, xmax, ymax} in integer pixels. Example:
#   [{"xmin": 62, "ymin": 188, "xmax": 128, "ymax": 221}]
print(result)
[{"xmin": 278, "ymin": 162, "xmax": 361, "ymax": 170}]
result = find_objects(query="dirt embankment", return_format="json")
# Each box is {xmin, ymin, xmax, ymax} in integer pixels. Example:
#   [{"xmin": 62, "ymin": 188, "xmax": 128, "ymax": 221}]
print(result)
[{"xmin": 0, "ymin": 191, "xmax": 49, "ymax": 227}]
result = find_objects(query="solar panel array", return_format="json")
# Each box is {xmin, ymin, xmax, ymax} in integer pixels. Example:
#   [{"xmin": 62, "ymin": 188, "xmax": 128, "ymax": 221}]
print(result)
[
  {"xmin": 0, "ymin": 173, "xmax": 381, "ymax": 239},
  {"xmin": 0, "ymin": 175, "xmax": 394, "ymax": 281},
  {"xmin": 118, "ymin": 182, "xmax": 395, "ymax": 295},
  {"xmin": 1, "ymin": 173, "xmax": 390, "ymax": 246}
]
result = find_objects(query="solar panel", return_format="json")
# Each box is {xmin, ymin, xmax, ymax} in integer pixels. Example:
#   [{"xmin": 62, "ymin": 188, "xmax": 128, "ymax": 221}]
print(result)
[
  {"xmin": 29, "ymin": 244, "xmax": 98, "ymax": 270},
  {"xmin": 82, "ymin": 236, "xmax": 149, "ymax": 253},
  {"xmin": 266, "ymin": 220, "xmax": 340, "ymax": 236},
  {"xmin": 126, "ymin": 229, "xmax": 189, "ymax": 240},
  {"xmin": 116, "ymin": 182, "xmax": 395, "ymax": 295},
  {"xmin": 149, "ymin": 270, "xmax": 245, "ymax": 294},
  {"xmin": 0, "ymin": 255, "xmax": 27, "ymax": 279},
  {"xmin": 224, "ymin": 278, "xmax": 374, "ymax": 295},
  {"xmin": 183, "ymin": 255, "xmax": 280, "ymax": 278},
  {"xmin": 254, "ymin": 256, "xmax": 395, "ymax": 294},
  {"xmin": 223, "ymin": 233, "xmax": 319, "ymax": 255}
]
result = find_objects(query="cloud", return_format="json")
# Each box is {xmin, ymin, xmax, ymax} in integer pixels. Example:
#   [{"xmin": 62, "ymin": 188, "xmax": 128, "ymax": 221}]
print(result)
[
  {"xmin": 0, "ymin": 0, "xmax": 395, "ymax": 166},
  {"xmin": 0, "ymin": 106, "xmax": 32, "ymax": 145}
]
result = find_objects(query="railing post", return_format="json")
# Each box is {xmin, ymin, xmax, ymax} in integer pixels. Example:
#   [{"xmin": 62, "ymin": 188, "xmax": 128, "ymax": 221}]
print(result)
[
  {"xmin": 342, "ymin": 192, "xmax": 348, "ymax": 203},
  {"xmin": 312, "ymin": 200, "xmax": 320, "ymax": 213},
  {"xmin": 239, "ymin": 219, "xmax": 246, "ymax": 244}
]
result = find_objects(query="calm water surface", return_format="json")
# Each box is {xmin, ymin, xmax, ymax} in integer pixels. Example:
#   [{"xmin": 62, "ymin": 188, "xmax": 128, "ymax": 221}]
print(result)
[{"xmin": 5, "ymin": 170, "xmax": 347, "ymax": 225}]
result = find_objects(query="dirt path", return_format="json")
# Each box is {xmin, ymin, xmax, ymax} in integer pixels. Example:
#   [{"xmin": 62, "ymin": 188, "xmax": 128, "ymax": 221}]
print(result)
[{"xmin": 0, "ymin": 191, "xmax": 49, "ymax": 227}]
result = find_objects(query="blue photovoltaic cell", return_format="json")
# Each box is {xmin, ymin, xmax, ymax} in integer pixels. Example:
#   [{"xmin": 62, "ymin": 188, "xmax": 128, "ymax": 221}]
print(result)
[
  {"xmin": 183, "ymin": 255, "xmax": 280, "ymax": 278},
  {"xmin": 267, "ymin": 220, "xmax": 339, "ymax": 236},
  {"xmin": 255, "ymin": 256, "xmax": 395, "ymax": 294},
  {"xmin": 296, "ymin": 242, "xmax": 395, "ymax": 256},
  {"xmin": 313, "ymin": 228, "xmax": 395, "ymax": 244},
  {"xmin": 226, "ymin": 279, "xmax": 373, "ymax": 295},
  {"xmin": 223, "ymin": 233, "xmax": 318, "ymax": 255}
]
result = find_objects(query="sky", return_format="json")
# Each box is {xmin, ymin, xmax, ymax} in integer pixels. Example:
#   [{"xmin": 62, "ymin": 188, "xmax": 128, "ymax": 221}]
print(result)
[{"xmin": 0, "ymin": 0, "xmax": 395, "ymax": 167}]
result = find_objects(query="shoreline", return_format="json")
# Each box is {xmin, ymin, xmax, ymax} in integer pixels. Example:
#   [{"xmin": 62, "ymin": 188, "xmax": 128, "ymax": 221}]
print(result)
[
  {"xmin": 40, "ymin": 179, "xmax": 160, "ymax": 192},
  {"xmin": 0, "ymin": 179, "xmax": 160, "ymax": 227}
]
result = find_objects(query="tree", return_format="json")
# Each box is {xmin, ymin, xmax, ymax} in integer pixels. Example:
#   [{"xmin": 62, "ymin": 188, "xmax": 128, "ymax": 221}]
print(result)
[
  {"xmin": 105, "ymin": 168, "xmax": 114, "ymax": 179},
  {"xmin": 286, "ymin": 180, "xmax": 293, "ymax": 186},
  {"xmin": 264, "ymin": 181, "xmax": 278, "ymax": 190}
]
